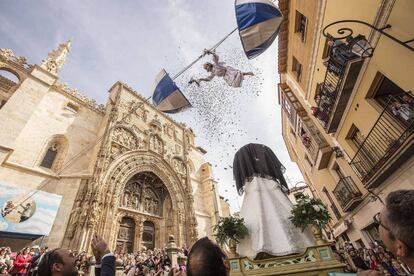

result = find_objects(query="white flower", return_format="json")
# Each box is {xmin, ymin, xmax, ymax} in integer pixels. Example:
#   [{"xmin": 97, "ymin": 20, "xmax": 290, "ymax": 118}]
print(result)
[
  {"xmin": 312, "ymin": 205, "xmax": 321, "ymax": 212},
  {"xmin": 302, "ymin": 210, "xmax": 307, "ymax": 214}
]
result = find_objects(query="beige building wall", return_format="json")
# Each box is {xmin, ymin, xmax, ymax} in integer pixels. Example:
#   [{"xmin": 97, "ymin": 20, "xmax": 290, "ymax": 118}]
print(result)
[
  {"xmin": 278, "ymin": 0, "xmax": 414, "ymax": 247},
  {"xmin": 0, "ymin": 45, "xmax": 229, "ymax": 251}
]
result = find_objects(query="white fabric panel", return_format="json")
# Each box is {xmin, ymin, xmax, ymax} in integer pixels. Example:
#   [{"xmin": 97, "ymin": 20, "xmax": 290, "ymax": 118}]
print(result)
[
  {"xmin": 240, "ymin": 16, "xmax": 283, "ymax": 52},
  {"xmin": 236, "ymin": 0, "xmax": 277, "ymax": 7},
  {"xmin": 151, "ymin": 68, "xmax": 167, "ymax": 95},
  {"xmin": 238, "ymin": 177, "xmax": 314, "ymax": 259}
]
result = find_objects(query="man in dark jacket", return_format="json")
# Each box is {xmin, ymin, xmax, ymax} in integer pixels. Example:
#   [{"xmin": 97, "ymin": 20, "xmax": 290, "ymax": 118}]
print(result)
[{"xmin": 36, "ymin": 233, "xmax": 115, "ymax": 276}]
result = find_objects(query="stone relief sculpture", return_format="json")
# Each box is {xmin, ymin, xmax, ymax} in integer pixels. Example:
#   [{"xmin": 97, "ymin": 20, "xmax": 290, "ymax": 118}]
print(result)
[
  {"xmin": 172, "ymin": 158, "xmax": 186, "ymax": 175},
  {"xmin": 122, "ymin": 182, "xmax": 142, "ymax": 211},
  {"xmin": 143, "ymin": 188, "xmax": 160, "ymax": 216},
  {"xmin": 112, "ymin": 127, "xmax": 137, "ymax": 149},
  {"xmin": 150, "ymin": 135, "xmax": 164, "ymax": 155}
]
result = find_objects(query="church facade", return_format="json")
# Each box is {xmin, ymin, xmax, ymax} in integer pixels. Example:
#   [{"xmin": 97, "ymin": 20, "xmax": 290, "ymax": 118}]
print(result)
[{"xmin": 0, "ymin": 42, "xmax": 229, "ymax": 251}]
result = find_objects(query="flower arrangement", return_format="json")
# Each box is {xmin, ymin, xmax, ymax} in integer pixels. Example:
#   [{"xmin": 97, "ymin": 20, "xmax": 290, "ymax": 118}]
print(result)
[
  {"xmin": 290, "ymin": 195, "xmax": 331, "ymax": 231},
  {"xmin": 213, "ymin": 216, "xmax": 249, "ymax": 246}
]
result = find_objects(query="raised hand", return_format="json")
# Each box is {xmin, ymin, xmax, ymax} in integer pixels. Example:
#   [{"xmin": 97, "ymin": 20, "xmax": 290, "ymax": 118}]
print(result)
[{"xmin": 91, "ymin": 233, "xmax": 110, "ymax": 263}]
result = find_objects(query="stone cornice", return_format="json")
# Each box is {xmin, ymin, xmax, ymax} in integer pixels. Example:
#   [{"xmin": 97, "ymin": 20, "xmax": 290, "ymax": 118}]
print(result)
[{"xmin": 52, "ymin": 81, "xmax": 106, "ymax": 114}]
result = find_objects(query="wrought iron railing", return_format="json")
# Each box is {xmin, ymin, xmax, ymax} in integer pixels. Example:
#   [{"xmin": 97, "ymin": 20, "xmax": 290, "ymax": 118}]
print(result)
[
  {"xmin": 333, "ymin": 176, "xmax": 362, "ymax": 211},
  {"xmin": 314, "ymin": 41, "xmax": 361, "ymax": 132},
  {"xmin": 300, "ymin": 118, "xmax": 328, "ymax": 164},
  {"xmin": 350, "ymin": 93, "xmax": 414, "ymax": 184}
]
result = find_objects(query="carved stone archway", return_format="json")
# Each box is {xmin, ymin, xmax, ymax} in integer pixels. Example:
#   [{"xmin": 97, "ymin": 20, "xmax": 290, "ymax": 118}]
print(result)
[{"xmin": 95, "ymin": 151, "xmax": 197, "ymax": 250}]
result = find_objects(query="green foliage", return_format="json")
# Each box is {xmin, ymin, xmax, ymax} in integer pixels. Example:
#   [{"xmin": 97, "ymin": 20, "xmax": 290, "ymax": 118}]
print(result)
[
  {"xmin": 290, "ymin": 196, "xmax": 331, "ymax": 231},
  {"xmin": 213, "ymin": 216, "xmax": 249, "ymax": 246}
]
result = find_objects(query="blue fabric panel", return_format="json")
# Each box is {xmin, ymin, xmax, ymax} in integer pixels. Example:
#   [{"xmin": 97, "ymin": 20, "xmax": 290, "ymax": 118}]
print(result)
[
  {"xmin": 152, "ymin": 73, "xmax": 178, "ymax": 105},
  {"xmin": 236, "ymin": 2, "xmax": 281, "ymax": 31}
]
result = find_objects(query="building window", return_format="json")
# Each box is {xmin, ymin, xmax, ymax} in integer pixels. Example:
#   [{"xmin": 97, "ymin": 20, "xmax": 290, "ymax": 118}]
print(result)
[
  {"xmin": 304, "ymin": 154, "xmax": 313, "ymax": 168},
  {"xmin": 292, "ymin": 56, "xmax": 302, "ymax": 82},
  {"xmin": 367, "ymin": 72, "xmax": 414, "ymax": 125},
  {"xmin": 40, "ymin": 143, "xmax": 59, "ymax": 169},
  {"xmin": 334, "ymin": 163, "xmax": 345, "ymax": 179},
  {"xmin": 65, "ymin": 102, "xmax": 79, "ymax": 113},
  {"xmin": 0, "ymin": 100, "xmax": 6, "ymax": 109},
  {"xmin": 346, "ymin": 124, "xmax": 364, "ymax": 149},
  {"xmin": 322, "ymin": 187, "xmax": 341, "ymax": 220},
  {"xmin": 294, "ymin": 11, "xmax": 307, "ymax": 42}
]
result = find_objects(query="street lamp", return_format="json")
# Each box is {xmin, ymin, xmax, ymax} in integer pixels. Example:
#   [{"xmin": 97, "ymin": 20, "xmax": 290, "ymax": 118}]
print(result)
[
  {"xmin": 346, "ymin": 34, "xmax": 374, "ymax": 58},
  {"xmin": 322, "ymin": 20, "xmax": 414, "ymax": 57}
]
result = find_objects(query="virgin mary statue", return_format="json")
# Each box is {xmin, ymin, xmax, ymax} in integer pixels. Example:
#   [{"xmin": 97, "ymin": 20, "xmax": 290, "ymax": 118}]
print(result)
[{"xmin": 233, "ymin": 143, "xmax": 314, "ymax": 259}]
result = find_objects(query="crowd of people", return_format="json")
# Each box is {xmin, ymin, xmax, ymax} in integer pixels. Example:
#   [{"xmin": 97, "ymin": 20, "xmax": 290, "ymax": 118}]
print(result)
[
  {"xmin": 335, "ymin": 242, "xmax": 412, "ymax": 275},
  {"xmin": 0, "ymin": 245, "xmax": 93, "ymax": 276},
  {"xmin": 0, "ymin": 189, "xmax": 413, "ymax": 276},
  {"xmin": 115, "ymin": 247, "xmax": 188, "ymax": 276}
]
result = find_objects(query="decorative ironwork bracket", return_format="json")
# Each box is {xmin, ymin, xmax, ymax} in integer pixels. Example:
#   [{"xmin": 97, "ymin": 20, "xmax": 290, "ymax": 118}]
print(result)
[{"xmin": 322, "ymin": 20, "xmax": 414, "ymax": 53}]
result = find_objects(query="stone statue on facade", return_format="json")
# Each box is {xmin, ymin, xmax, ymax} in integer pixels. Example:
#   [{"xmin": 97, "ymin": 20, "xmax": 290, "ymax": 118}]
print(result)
[{"xmin": 41, "ymin": 40, "xmax": 71, "ymax": 75}]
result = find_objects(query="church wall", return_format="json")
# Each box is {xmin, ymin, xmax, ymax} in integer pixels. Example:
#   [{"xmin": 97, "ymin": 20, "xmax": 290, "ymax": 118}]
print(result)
[
  {"xmin": 0, "ymin": 68, "xmax": 54, "ymax": 149},
  {"xmin": 7, "ymin": 89, "xmax": 102, "ymax": 172},
  {"xmin": 0, "ymin": 63, "xmax": 104, "ymax": 248},
  {"xmin": 0, "ymin": 44, "xmax": 226, "ymax": 250}
]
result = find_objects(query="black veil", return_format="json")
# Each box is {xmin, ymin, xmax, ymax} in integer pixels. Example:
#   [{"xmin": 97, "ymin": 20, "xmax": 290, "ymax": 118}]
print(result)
[{"xmin": 233, "ymin": 143, "xmax": 289, "ymax": 195}]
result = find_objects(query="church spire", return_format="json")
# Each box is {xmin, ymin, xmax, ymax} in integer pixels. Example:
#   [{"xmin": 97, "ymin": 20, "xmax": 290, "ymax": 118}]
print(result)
[{"xmin": 41, "ymin": 39, "xmax": 71, "ymax": 75}]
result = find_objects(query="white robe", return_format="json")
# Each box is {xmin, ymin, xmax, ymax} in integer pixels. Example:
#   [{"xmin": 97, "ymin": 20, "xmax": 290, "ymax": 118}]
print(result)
[{"xmin": 237, "ymin": 177, "xmax": 314, "ymax": 259}]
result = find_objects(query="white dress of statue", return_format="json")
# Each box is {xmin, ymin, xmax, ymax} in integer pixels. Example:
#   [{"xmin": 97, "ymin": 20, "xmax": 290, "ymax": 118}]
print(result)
[
  {"xmin": 234, "ymin": 143, "xmax": 314, "ymax": 259},
  {"xmin": 41, "ymin": 40, "xmax": 71, "ymax": 75}
]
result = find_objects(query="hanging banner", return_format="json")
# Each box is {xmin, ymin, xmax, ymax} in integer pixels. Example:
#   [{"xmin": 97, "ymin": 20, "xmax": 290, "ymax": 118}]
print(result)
[
  {"xmin": 152, "ymin": 69, "xmax": 191, "ymax": 114},
  {"xmin": 235, "ymin": 0, "xmax": 283, "ymax": 59},
  {"xmin": 0, "ymin": 181, "xmax": 62, "ymax": 236}
]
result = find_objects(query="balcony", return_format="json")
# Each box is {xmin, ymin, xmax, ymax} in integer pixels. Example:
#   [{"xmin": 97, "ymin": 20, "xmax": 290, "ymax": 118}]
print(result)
[
  {"xmin": 350, "ymin": 93, "xmax": 414, "ymax": 188},
  {"xmin": 333, "ymin": 176, "xmax": 363, "ymax": 212},
  {"xmin": 279, "ymin": 83, "xmax": 332, "ymax": 169},
  {"xmin": 313, "ymin": 41, "xmax": 364, "ymax": 133},
  {"xmin": 299, "ymin": 117, "xmax": 331, "ymax": 169}
]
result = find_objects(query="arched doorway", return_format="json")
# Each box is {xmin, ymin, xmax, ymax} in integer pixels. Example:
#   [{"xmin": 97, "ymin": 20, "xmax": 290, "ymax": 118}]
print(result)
[
  {"xmin": 117, "ymin": 171, "xmax": 175, "ymax": 249},
  {"xmin": 116, "ymin": 217, "xmax": 135, "ymax": 253},
  {"xmin": 142, "ymin": 221, "xmax": 155, "ymax": 250}
]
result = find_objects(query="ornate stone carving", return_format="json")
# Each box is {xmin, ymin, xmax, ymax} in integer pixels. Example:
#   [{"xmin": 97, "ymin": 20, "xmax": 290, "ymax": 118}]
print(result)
[
  {"xmin": 41, "ymin": 40, "xmax": 71, "ymax": 75},
  {"xmin": 150, "ymin": 135, "xmax": 164, "ymax": 155},
  {"xmin": 111, "ymin": 127, "xmax": 138, "ymax": 149},
  {"xmin": 143, "ymin": 188, "xmax": 160, "ymax": 215},
  {"xmin": 163, "ymin": 123, "xmax": 176, "ymax": 139},
  {"xmin": 172, "ymin": 157, "xmax": 186, "ymax": 175},
  {"xmin": 0, "ymin": 48, "xmax": 31, "ymax": 69}
]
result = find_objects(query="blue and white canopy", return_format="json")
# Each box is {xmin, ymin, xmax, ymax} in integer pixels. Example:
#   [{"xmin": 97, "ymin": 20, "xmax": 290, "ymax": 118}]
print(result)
[
  {"xmin": 235, "ymin": 0, "xmax": 283, "ymax": 59},
  {"xmin": 152, "ymin": 69, "xmax": 191, "ymax": 114}
]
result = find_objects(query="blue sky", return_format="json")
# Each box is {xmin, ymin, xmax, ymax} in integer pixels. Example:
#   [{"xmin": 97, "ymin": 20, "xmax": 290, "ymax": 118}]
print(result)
[{"xmin": 0, "ymin": 0, "xmax": 304, "ymax": 212}]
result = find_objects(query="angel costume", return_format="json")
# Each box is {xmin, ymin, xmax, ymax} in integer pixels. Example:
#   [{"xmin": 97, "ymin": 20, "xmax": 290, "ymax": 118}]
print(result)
[
  {"xmin": 233, "ymin": 143, "xmax": 314, "ymax": 259},
  {"xmin": 206, "ymin": 54, "xmax": 244, "ymax": 88}
]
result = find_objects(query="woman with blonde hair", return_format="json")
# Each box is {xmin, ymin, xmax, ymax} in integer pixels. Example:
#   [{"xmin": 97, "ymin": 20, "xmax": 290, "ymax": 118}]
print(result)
[{"xmin": 189, "ymin": 50, "xmax": 253, "ymax": 88}]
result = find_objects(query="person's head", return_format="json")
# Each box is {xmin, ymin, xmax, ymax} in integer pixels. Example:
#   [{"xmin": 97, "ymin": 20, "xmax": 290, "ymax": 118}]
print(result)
[
  {"xmin": 22, "ymin": 247, "xmax": 29, "ymax": 255},
  {"xmin": 187, "ymin": 237, "xmax": 229, "ymax": 276},
  {"xmin": 37, "ymin": 248, "xmax": 78, "ymax": 276},
  {"xmin": 203, "ymin": 63, "xmax": 213, "ymax": 72},
  {"xmin": 377, "ymin": 190, "xmax": 414, "ymax": 266}
]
